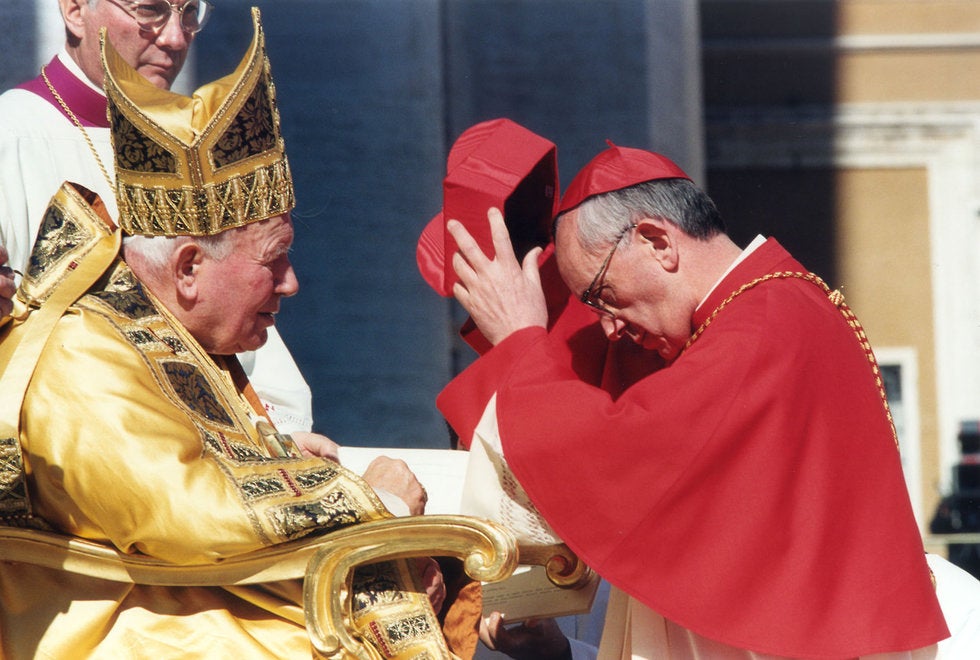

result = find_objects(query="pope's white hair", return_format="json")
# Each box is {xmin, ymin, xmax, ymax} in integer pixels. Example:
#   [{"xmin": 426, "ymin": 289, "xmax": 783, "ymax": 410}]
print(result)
[{"xmin": 123, "ymin": 232, "xmax": 235, "ymax": 272}]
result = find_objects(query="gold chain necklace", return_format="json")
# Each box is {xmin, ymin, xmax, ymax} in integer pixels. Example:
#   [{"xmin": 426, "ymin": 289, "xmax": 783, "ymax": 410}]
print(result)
[
  {"xmin": 40, "ymin": 65, "xmax": 114, "ymax": 189},
  {"xmin": 684, "ymin": 270, "xmax": 898, "ymax": 448}
]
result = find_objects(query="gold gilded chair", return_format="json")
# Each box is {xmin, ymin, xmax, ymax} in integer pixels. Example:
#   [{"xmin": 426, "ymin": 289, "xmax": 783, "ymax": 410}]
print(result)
[{"xmin": 0, "ymin": 513, "xmax": 589, "ymax": 659}]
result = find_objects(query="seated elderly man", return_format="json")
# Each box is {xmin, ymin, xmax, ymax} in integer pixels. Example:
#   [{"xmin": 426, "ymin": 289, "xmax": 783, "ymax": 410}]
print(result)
[{"xmin": 0, "ymin": 10, "xmax": 459, "ymax": 659}]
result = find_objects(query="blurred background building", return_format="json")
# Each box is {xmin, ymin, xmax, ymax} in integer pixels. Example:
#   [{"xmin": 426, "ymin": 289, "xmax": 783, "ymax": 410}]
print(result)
[
  {"xmin": 698, "ymin": 0, "xmax": 980, "ymax": 557},
  {"xmin": 2, "ymin": 1, "xmax": 978, "ymax": 551}
]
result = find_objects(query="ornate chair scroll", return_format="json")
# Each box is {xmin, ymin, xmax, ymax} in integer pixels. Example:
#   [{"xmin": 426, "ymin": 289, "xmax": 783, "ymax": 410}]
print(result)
[{"xmin": 0, "ymin": 515, "xmax": 589, "ymax": 659}]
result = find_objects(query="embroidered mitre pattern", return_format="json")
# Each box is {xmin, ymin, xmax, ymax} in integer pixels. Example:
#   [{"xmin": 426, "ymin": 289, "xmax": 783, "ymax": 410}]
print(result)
[{"xmin": 102, "ymin": 7, "xmax": 294, "ymax": 237}]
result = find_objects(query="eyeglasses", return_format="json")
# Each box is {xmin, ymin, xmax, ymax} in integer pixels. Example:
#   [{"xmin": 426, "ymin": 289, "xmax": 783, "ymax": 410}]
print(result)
[
  {"xmin": 104, "ymin": 0, "xmax": 214, "ymax": 35},
  {"xmin": 580, "ymin": 223, "xmax": 636, "ymax": 318}
]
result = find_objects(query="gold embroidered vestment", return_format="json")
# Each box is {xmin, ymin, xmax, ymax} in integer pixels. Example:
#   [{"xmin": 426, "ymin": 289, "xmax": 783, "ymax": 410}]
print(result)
[{"xmin": 0, "ymin": 184, "xmax": 449, "ymax": 659}]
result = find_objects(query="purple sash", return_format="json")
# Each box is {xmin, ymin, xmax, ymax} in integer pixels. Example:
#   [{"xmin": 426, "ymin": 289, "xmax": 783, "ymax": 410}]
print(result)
[{"xmin": 17, "ymin": 56, "xmax": 109, "ymax": 128}]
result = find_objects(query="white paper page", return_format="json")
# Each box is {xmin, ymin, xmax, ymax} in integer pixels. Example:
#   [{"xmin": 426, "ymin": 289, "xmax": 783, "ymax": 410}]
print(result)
[{"xmin": 337, "ymin": 446, "xmax": 469, "ymax": 515}]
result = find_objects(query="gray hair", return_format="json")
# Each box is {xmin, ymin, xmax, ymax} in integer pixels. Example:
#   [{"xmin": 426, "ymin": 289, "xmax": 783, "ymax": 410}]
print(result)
[
  {"xmin": 564, "ymin": 178, "xmax": 726, "ymax": 252},
  {"xmin": 123, "ymin": 231, "xmax": 235, "ymax": 272}
]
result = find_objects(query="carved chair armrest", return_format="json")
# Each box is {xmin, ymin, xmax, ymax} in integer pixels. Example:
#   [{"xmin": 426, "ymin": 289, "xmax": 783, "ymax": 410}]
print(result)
[
  {"xmin": 0, "ymin": 515, "xmax": 591, "ymax": 660},
  {"xmin": 300, "ymin": 514, "xmax": 590, "ymax": 660}
]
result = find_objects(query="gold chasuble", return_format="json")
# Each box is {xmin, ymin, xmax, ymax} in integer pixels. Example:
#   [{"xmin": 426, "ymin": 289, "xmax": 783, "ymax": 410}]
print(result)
[
  {"xmin": 0, "ymin": 7, "xmax": 458, "ymax": 657},
  {"xmin": 0, "ymin": 183, "xmax": 453, "ymax": 659}
]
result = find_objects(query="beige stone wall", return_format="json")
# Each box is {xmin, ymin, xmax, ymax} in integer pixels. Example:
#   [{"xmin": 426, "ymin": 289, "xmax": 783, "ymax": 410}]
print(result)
[
  {"xmin": 702, "ymin": 0, "xmax": 980, "ymax": 535},
  {"xmin": 833, "ymin": 167, "xmax": 940, "ymax": 523},
  {"xmin": 836, "ymin": 51, "xmax": 980, "ymax": 102},
  {"xmin": 837, "ymin": 0, "xmax": 979, "ymax": 34},
  {"xmin": 702, "ymin": 0, "xmax": 980, "ymax": 104}
]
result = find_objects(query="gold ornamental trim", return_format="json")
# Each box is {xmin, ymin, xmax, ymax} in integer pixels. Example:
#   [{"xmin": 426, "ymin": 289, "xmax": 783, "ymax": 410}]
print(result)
[
  {"xmin": 102, "ymin": 7, "xmax": 295, "ymax": 236},
  {"xmin": 115, "ymin": 158, "xmax": 294, "ymax": 236},
  {"xmin": 684, "ymin": 271, "xmax": 899, "ymax": 449}
]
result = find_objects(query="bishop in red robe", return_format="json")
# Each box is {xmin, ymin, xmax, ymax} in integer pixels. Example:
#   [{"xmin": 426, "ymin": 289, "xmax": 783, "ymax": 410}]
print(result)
[{"xmin": 437, "ymin": 143, "xmax": 950, "ymax": 658}]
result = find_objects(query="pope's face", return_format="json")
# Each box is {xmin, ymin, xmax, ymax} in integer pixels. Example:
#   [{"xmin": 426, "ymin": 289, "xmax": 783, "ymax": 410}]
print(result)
[
  {"xmin": 192, "ymin": 215, "xmax": 299, "ymax": 355},
  {"xmin": 556, "ymin": 210, "xmax": 693, "ymax": 363},
  {"xmin": 73, "ymin": 0, "xmax": 195, "ymax": 89}
]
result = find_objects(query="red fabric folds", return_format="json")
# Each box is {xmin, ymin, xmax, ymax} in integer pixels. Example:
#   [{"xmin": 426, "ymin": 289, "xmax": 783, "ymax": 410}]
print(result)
[{"xmin": 438, "ymin": 238, "xmax": 948, "ymax": 657}]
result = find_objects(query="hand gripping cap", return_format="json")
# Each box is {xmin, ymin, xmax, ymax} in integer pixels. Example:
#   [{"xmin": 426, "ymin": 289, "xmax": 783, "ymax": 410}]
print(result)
[{"xmin": 417, "ymin": 119, "xmax": 558, "ymax": 296}]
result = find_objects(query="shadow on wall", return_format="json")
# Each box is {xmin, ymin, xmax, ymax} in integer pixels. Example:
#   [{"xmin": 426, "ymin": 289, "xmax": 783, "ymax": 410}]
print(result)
[{"xmin": 701, "ymin": 0, "xmax": 840, "ymax": 284}]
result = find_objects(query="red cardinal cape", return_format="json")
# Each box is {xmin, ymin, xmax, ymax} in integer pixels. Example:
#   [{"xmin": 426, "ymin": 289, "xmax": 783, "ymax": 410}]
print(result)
[{"xmin": 437, "ymin": 238, "xmax": 948, "ymax": 658}]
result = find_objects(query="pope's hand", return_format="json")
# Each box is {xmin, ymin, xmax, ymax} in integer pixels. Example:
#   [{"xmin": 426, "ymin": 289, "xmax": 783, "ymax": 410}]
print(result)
[
  {"xmin": 0, "ymin": 245, "xmax": 15, "ymax": 318},
  {"xmin": 447, "ymin": 207, "xmax": 547, "ymax": 346},
  {"xmin": 361, "ymin": 456, "xmax": 427, "ymax": 515},
  {"xmin": 291, "ymin": 432, "xmax": 340, "ymax": 461}
]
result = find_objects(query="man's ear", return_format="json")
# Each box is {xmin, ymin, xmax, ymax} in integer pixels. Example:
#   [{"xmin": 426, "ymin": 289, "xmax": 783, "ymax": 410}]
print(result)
[
  {"xmin": 59, "ymin": 0, "xmax": 89, "ymax": 41},
  {"xmin": 635, "ymin": 217, "xmax": 679, "ymax": 271},
  {"xmin": 171, "ymin": 241, "xmax": 205, "ymax": 304}
]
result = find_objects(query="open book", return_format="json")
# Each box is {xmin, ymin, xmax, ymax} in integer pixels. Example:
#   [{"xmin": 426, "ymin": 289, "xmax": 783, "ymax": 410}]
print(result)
[
  {"xmin": 338, "ymin": 446, "xmax": 469, "ymax": 515},
  {"xmin": 337, "ymin": 445, "xmax": 600, "ymax": 622}
]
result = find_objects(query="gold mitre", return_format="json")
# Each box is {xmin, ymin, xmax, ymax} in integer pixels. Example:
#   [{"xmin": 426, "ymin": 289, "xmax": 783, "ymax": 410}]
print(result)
[{"xmin": 101, "ymin": 7, "xmax": 294, "ymax": 236}]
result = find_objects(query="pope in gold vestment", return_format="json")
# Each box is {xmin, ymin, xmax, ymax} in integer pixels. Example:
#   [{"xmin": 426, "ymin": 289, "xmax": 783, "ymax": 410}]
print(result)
[
  {"xmin": 0, "ymin": 8, "xmax": 457, "ymax": 658},
  {"xmin": 0, "ymin": 186, "xmax": 448, "ymax": 660}
]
